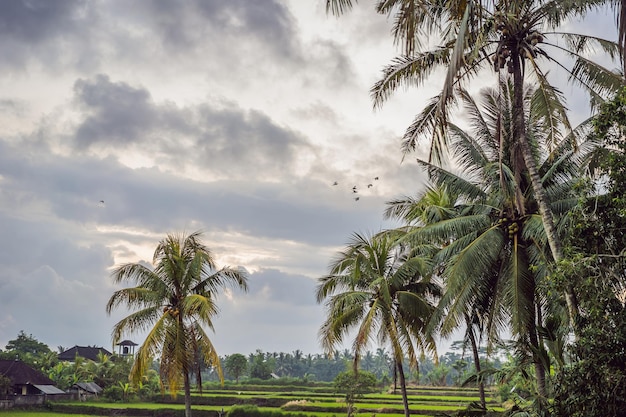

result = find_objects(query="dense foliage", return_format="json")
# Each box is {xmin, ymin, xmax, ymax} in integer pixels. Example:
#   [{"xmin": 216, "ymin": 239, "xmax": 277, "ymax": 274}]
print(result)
[{"xmin": 552, "ymin": 88, "xmax": 626, "ymax": 417}]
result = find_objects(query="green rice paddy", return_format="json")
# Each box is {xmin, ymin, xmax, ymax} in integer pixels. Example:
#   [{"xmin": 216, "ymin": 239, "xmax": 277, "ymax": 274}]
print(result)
[{"xmin": 0, "ymin": 384, "xmax": 504, "ymax": 417}]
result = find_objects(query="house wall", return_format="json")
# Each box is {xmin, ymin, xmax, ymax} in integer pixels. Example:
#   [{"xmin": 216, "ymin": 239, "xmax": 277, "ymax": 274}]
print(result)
[{"xmin": 0, "ymin": 394, "xmax": 74, "ymax": 409}]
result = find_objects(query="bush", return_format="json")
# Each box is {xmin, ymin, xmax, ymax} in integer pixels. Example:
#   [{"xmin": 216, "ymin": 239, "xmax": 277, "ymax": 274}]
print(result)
[{"xmin": 103, "ymin": 384, "xmax": 124, "ymax": 401}]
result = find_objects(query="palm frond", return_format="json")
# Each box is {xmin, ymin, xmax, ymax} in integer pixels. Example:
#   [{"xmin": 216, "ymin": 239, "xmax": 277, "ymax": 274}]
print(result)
[
  {"xmin": 326, "ymin": 0, "xmax": 355, "ymax": 16},
  {"xmin": 372, "ymin": 51, "xmax": 451, "ymax": 109}
]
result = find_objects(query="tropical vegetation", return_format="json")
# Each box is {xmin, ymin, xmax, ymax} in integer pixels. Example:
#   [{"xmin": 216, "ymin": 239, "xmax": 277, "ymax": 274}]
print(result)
[{"xmin": 317, "ymin": 1, "xmax": 626, "ymax": 416}]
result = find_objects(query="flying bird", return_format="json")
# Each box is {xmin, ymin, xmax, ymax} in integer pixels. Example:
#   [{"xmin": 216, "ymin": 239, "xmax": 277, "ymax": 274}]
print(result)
[
  {"xmin": 374, "ymin": 177, "xmax": 379, "ymax": 180},
  {"xmin": 332, "ymin": 181, "xmax": 338, "ymax": 186},
  {"xmin": 367, "ymin": 183, "xmax": 373, "ymax": 188},
  {"xmin": 354, "ymin": 197, "xmax": 360, "ymax": 201}
]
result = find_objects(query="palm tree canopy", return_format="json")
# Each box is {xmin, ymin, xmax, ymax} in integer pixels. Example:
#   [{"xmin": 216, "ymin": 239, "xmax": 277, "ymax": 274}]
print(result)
[
  {"xmin": 105, "ymin": 231, "xmax": 248, "ymax": 390},
  {"xmin": 316, "ymin": 232, "xmax": 441, "ymax": 368},
  {"xmin": 386, "ymin": 81, "xmax": 596, "ymax": 344},
  {"xmin": 328, "ymin": 0, "xmax": 622, "ymax": 163}
]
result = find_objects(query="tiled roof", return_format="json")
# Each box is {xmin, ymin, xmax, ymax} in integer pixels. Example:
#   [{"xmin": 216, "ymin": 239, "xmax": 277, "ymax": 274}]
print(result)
[
  {"xmin": 0, "ymin": 360, "xmax": 55, "ymax": 385},
  {"xmin": 57, "ymin": 346, "xmax": 112, "ymax": 362}
]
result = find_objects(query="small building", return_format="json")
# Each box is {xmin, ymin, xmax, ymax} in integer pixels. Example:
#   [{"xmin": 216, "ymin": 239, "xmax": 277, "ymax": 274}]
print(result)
[
  {"xmin": 71, "ymin": 382, "xmax": 102, "ymax": 400},
  {"xmin": 58, "ymin": 346, "xmax": 112, "ymax": 362},
  {"xmin": 0, "ymin": 359, "xmax": 65, "ymax": 396},
  {"xmin": 116, "ymin": 340, "xmax": 138, "ymax": 357}
]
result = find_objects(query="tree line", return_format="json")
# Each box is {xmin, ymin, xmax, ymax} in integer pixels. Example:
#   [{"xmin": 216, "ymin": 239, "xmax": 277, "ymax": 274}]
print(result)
[{"xmin": 0, "ymin": 330, "xmax": 505, "ymax": 392}]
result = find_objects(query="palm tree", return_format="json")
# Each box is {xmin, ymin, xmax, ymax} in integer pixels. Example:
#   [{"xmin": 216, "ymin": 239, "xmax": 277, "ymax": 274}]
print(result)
[
  {"xmin": 327, "ymin": 0, "xmax": 624, "ymax": 324},
  {"xmin": 387, "ymin": 81, "xmax": 597, "ymax": 397},
  {"xmin": 316, "ymin": 232, "xmax": 440, "ymax": 417},
  {"xmin": 106, "ymin": 231, "xmax": 248, "ymax": 417}
]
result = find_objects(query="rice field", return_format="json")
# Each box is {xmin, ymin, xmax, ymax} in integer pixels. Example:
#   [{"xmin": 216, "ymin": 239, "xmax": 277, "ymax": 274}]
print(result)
[{"xmin": 0, "ymin": 384, "xmax": 505, "ymax": 417}]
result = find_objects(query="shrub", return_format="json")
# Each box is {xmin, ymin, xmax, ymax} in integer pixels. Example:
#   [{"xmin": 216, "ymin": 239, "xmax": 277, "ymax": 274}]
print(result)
[{"xmin": 103, "ymin": 384, "xmax": 124, "ymax": 401}]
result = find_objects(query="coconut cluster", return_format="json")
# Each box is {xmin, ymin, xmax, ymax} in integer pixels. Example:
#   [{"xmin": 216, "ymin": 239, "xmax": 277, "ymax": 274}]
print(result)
[
  {"xmin": 163, "ymin": 305, "xmax": 181, "ymax": 317},
  {"xmin": 496, "ymin": 217, "xmax": 520, "ymax": 239},
  {"xmin": 492, "ymin": 18, "xmax": 544, "ymax": 74}
]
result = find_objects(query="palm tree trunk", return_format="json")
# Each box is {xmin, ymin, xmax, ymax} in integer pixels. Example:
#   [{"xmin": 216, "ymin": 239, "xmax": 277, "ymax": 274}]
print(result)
[
  {"xmin": 510, "ymin": 48, "xmax": 579, "ymax": 326},
  {"xmin": 184, "ymin": 369, "xmax": 192, "ymax": 417},
  {"xmin": 466, "ymin": 318, "xmax": 486, "ymax": 409},
  {"xmin": 397, "ymin": 360, "xmax": 410, "ymax": 417},
  {"xmin": 392, "ymin": 363, "xmax": 397, "ymax": 394},
  {"xmin": 528, "ymin": 322, "xmax": 547, "ymax": 398}
]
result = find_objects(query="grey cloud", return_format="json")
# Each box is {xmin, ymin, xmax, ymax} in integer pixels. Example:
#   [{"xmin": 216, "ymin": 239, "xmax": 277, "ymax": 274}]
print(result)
[
  {"xmin": 71, "ymin": 74, "xmax": 314, "ymax": 180},
  {"xmin": 0, "ymin": 0, "xmax": 301, "ymax": 75},
  {"xmin": 139, "ymin": 0, "xmax": 298, "ymax": 58},
  {"xmin": 0, "ymin": 136, "xmax": 385, "ymax": 249},
  {"xmin": 0, "ymin": 0, "xmax": 85, "ymax": 42},
  {"xmin": 73, "ymin": 75, "xmax": 158, "ymax": 147},
  {"xmin": 246, "ymin": 268, "xmax": 317, "ymax": 306},
  {"xmin": 0, "ymin": 0, "xmax": 102, "ymax": 72},
  {"xmin": 211, "ymin": 268, "xmax": 325, "ymax": 354},
  {"xmin": 0, "ymin": 212, "xmax": 116, "ymax": 349},
  {"xmin": 191, "ymin": 106, "xmax": 311, "ymax": 177}
]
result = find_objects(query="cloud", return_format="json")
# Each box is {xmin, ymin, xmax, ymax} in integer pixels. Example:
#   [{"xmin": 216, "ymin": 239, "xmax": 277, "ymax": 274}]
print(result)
[
  {"xmin": 73, "ymin": 75, "xmax": 157, "ymax": 147},
  {"xmin": 1, "ymin": 0, "xmax": 539, "ymax": 358},
  {"xmin": 0, "ymin": 212, "xmax": 117, "ymax": 350},
  {"xmin": 70, "ymin": 74, "xmax": 317, "ymax": 181},
  {"xmin": 211, "ymin": 268, "xmax": 326, "ymax": 354}
]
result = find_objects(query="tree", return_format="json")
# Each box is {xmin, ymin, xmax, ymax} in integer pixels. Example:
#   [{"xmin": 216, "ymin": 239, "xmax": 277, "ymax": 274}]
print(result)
[
  {"xmin": 2, "ymin": 331, "xmax": 51, "ymax": 361},
  {"xmin": 106, "ymin": 231, "xmax": 248, "ymax": 417},
  {"xmin": 225, "ymin": 354, "xmax": 248, "ymax": 383},
  {"xmin": 327, "ymin": 0, "xmax": 624, "ymax": 327},
  {"xmin": 385, "ymin": 81, "xmax": 598, "ymax": 399},
  {"xmin": 334, "ymin": 369, "xmax": 378, "ymax": 417},
  {"xmin": 316, "ymin": 232, "xmax": 440, "ymax": 417},
  {"xmin": 248, "ymin": 350, "xmax": 273, "ymax": 380}
]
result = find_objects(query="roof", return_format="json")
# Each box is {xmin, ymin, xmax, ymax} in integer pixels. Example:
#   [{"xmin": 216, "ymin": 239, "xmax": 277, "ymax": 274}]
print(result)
[
  {"xmin": 33, "ymin": 384, "xmax": 66, "ymax": 394},
  {"xmin": 57, "ymin": 346, "xmax": 112, "ymax": 362},
  {"xmin": 73, "ymin": 382, "xmax": 103, "ymax": 394},
  {"xmin": 116, "ymin": 340, "xmax": 138, "ymax": 346},
  {"xmin": 0, "ymin": 360, "xmax": 56, "ymax": 385}
]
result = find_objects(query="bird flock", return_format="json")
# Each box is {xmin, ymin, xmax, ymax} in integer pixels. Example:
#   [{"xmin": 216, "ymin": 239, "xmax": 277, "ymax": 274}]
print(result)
[{"xmin": 332, "ymin": 176, "xmax": 379, "ymax": 201}]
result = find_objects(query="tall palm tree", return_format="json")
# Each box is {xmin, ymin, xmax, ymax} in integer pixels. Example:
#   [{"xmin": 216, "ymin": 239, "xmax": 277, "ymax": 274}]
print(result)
[
  {"xmin": 327, "ymin": 0, "xmax": 624, "ymax": 324},
  {"xmin": 316, "ymin": 232, "xmax": 440, "ymax": 417},
  {"xmin": 386, "ymin": 183, "xmax": 491, "ymax": 407},
  {"xmin": 387, "ymin": 81, "xmax": 597, "ymax": 397},
  {"xmin": 106, "ymin": 231, "xmax": 248, "ymax": 417}
]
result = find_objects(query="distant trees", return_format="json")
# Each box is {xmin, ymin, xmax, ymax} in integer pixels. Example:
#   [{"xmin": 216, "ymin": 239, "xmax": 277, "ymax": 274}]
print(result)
[
  {"xmin": 224, "ymin": 354, "xmax": 247, "ymax": 383},
  {"xmin": 0, "ymin": 331, "xmax": 53, "ymax": 365},
  {"xmin": 248, "ymin": 350, "xmax": 273, "ymax": 380}
]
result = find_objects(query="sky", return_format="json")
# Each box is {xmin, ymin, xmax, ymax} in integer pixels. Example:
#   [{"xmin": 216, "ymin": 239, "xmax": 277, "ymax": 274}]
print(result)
[{"xmin": 0, "ymin": 1, "xmax": 619, "ymax": 358}]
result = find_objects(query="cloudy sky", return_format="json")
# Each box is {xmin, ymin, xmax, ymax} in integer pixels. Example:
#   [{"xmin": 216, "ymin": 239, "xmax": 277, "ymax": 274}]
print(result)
[{"xmin": 0, "ymin": 1, "xmax": 618, "ymax": 357}]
